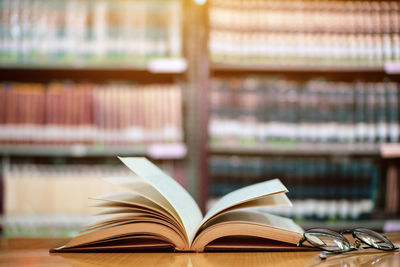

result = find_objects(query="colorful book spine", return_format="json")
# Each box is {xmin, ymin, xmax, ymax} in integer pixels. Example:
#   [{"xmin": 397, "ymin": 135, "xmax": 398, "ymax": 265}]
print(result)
[
  {"xmin": 209, "ymin": 77, "xmax": 400, "ymax": 144},
  {"xmin": 0, "ymin": 0, "xmax": 182, "ymax": 65},
  {"xmin": 209, "ymin": 0, "xmax": 400, "ymax": 67},
  {"xmin": 208, "ymin": 156, "xmax": 379, "ymax": 220},
  {"xmin": 0, "ymin": 82, "xmax": 183, "ymax": 145},
  {"xmin": 1, "ymin": 161, "xmax": 184, "ymax": 236}
]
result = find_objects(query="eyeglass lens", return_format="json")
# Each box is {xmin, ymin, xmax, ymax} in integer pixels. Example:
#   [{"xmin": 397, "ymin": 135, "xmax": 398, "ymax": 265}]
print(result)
[
  {"xmin": 353, "ymin": 228, "xmax": 394, "ymax": 250},
  {"xmin": 304, "ymin": 232, "xmax": 351, "ymax": 252}
]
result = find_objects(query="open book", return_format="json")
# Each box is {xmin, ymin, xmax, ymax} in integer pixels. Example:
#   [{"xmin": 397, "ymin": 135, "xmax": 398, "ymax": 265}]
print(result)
[{"xmin": 51, "ymin": 157, "xmax": 305, "ymax": 252}]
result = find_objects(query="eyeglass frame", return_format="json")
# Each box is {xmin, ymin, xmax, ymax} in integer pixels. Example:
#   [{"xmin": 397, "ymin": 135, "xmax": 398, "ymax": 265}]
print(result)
[{"xmin": 297, "ymin": 228, "xmax": 399, "ymax": 255}]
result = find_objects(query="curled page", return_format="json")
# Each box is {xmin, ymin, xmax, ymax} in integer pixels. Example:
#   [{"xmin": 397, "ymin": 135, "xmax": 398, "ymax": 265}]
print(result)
[
  {"xmin": 118, "ymin": 157, "xmax": 203, "ymax": 244},
  {"xmin": 197, "ymin": 179, "xmax": 289, "ymax": 235}
]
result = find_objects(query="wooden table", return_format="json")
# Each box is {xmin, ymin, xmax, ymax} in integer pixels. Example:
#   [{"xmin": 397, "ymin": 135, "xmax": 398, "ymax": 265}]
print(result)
[{"xmin": 0, "ymin": 234, "xmax": 399, "ymax": 267}]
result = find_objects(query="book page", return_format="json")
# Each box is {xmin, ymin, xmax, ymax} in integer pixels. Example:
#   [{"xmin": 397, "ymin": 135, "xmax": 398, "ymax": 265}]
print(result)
[
  {"xmin": 79, "ymin": 214, "xmax": 187, "ymax": 242},
  {"xmin": 118, "ymin": 157, "xmax": 202, "ymax": 244},
  {"xmin": 63, "ymin": 222, "xmax": 187, "ymax": 250},
  {"xmin": 90, "ymin": 207, "xmax": 178, "ymax": 230},
  {"xmin": 202, "ymin": 209, "xmax": 303, "ymax": 235},
  {"xmin": 191, "ymin": 209, "xmax": 304, "ymax": 251},
  {"xmin": 200, "ymin": 179, "xmax": 288, "ymax": 229},
  {"xmin": 90, "ymin": 192, "xmax": 170, "ymax": 217},
  {"xmin": 102, "ymin": 176, "xmax": 183, "ymax": 229},
  {"xmin": 229, "ymin": 192, "xmax": 292, "ymax": 210},
  {"xmin": 83, "ymin": 209, "xmax": 181, "ymax": 234}
]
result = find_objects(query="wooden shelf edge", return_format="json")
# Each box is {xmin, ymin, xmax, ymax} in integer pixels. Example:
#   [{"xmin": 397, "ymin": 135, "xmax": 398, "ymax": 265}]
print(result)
[
  {"xmin": 211, "ymin": 63, "xmax": 393, "ymax": 74},
  {"xmin": 381, "ymin": 143, "xmax": 400, "ymax": 159},
  {"xmin": 208, "ymin": 143, "xmax": 383, "ymax": 156},
  {"xmin": 0, "ymin": 58, "xmax": 187, "ymax": 74},
  {"xmin": 0, "ymin": 143, "xmax": 187, "ymax": 159},
  {"xmin": 0, "ymin": 63, "xmax": 147, "ymax": 71}
]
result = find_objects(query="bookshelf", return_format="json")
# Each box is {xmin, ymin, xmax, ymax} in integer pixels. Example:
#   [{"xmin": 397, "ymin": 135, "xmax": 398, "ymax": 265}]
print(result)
[
  {"xmin": 1, "ymin": 0, "xmax": 400, "ymax": 236},
  {"xmin": 0, "ymin": 1, "xmax": 187, "ymax": 147},
  {"xmin": 203, "ymin": 0, "xmax": 400, "ymax": 231},
  {"xmin": 0, "ymin": 0, "xmax": 198, "ymax": 236},
  {"xmin": 208, "ymin": 0, "xmax": 400, "ymax": 67},
  {"xmin": 0, "ymin": 0, "xmax": 184, "ymax": 66}
]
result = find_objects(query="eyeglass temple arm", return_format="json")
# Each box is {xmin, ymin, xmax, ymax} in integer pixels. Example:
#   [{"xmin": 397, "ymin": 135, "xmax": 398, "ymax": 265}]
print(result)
[
  {"xmin": 297, "ymin": 237, "xmax": 306, "ymax": 247},
  {"xmin": 297, "ymin": 236, "xmax": 319, "ymax": 248}
]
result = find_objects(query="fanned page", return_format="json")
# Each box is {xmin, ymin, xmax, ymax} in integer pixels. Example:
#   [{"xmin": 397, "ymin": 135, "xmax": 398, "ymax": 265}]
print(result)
[
  {"xmin": 59, "ymin": 189, "xmax": 189, "ymax": 251},
  {"xmin": 191, "ymin": 209, "xmax": 304, "ymax": 252},
  {"xmin": 101, "ymin": 177, "xmax": 183, "ymax": 231},
  {"xmin": 199, "ymin": 179, "xmax": 289, "ymax": 229},
  {"xmin": 118, "ymin": 157, "xmax": 203, "ymax": 244}
]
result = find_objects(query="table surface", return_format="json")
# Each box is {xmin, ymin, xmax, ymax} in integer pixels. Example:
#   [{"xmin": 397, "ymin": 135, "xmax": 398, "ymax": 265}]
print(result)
[{"xmin": 0, "ymin": 234, "xmax": 399, "ymax": 267}]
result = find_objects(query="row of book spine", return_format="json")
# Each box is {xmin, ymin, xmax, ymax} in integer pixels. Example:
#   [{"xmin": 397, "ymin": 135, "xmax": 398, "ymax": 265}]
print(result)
[
  {"xmin": 260, "ymin": 199, "xmax": 375, "ymax": 220},
  {"xmin": 209, "ymin": 156, "xmax": 379, "ymax": 200},
  {"xmin": 209, "ymin": 77, "xmax": 400, "ymax": 143},
  {"xmin": 2, "ymin": 162, "xmax": 182, "ymax": 216},
  {"xmin": 1, "ymin": 214, "xmax": 88, "ymax": 237},
  {"xmin": 209, "ymin": 0, "xmax": 400, "ymax": 66},
  {"xmin": 0, "ymin": 0, "xmax": 182, "ymax": 65},
  {"xmin": 0, "ymin": 82, "xmax": 183, "ymax": 144},
  {"xmin": 210, "ymin": 0, "xmax": 400, "ymax": 33},
  {"xmin": 207, "ymin": 198, "xmax": 375, "ymax": 220}
]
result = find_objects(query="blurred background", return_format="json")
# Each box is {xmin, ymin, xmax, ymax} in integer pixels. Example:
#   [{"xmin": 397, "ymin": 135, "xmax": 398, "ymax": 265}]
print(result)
[{"xmin": 0, "ymin": 0, "xmax": 400, "ymax": 237}]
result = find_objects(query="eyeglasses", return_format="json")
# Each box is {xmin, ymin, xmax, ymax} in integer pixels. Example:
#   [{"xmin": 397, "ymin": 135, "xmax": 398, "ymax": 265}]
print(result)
[{"xmin": 297, "ymin": 228, "xmax": 399, "ymax": 259}]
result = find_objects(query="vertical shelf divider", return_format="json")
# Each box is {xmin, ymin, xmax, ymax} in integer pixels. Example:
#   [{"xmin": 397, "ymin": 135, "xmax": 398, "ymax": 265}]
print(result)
[{"xmin": 183, "ymin": 1, "xmax": 209, "ymax": 212}]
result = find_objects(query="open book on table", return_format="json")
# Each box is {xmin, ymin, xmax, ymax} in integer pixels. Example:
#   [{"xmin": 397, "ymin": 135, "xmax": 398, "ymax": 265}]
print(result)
[{"xmin": 51, "ymin": 157, "xmax": 306, "ymax": 252}]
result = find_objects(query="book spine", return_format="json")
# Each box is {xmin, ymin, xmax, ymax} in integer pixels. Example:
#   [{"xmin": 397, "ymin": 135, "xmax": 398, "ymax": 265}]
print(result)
[
  {"xmin": 208, "ymin": 0, "xmax": 399, "ymax": 67},
  {"xmin": 0, "ymin": 82, "xmax": 184, "ymax": 146},
  {"xmin": 210, "ymin": 76, "xmax": 400, "ymax": 145},
  {"xmin": 0, "ymin": 0, "xmax": 182, "ymax": 65},
  {"xmin": 2, "ymin": 161, "xmax": 184, "ymax": 236},
  {"xmin": 386, "ymin": 82, "xmax": 400, "ymax": 142},
  {"xmin": 208, "ymin": 156, "xmax": 380, "ymax": 220}
]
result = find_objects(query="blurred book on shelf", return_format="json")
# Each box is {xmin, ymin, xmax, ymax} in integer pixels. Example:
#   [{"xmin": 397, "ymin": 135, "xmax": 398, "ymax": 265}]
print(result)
[
  {"xmin": 386, "ymin": 164, "xmax": 400, "ymax": 215},
  {"xmin": 209, "ymin": 76, "xmax": 400, "ymax": 146},
  {"xmin": 1, "ymin": 161, "xmax": 184, "ymax": 236},
  {"xmin": 208, "ymin": 156, "xmax": 379, "ymax": 221},
  {"xmin": 206, "ymin": 199, "xmax": 375, "ymax": 222},
  {"xmin": 209, "ymin": 0, "xmax": 400, "ymax": 68},
  {"xmin": 0, "ymin": 82, "xmax": 183, "ymax": 146},
  {"xmin": 0, "ymin": 0, "xmax": 183, "ymax": 67}
]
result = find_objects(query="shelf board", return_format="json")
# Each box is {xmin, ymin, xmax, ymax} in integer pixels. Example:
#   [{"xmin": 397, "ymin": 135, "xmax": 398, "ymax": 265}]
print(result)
[
  {"xmin": 209, "ymin": 143, "xmax": 382, "ymax": 156},
  {"xmin": 298, "ymin": 219, "xmax": 388, "ymax": 232},
  {"xmin": 0, "ymin": 63, "xmax": 147, "ymax": 71},
  {"xmin": 0, "ymin": 143, "xmax": 187, "ymax": 159},
  {"xmin": 211, "ymin": 62, "xmax": 399, "ymax": 74},
  {"xmin": 0, "ymin": 58, "xmax": 187, "ymax": 74},
  {"xmin": 381, "ymin": 143, "xmax": 400, "ymax": 158}
]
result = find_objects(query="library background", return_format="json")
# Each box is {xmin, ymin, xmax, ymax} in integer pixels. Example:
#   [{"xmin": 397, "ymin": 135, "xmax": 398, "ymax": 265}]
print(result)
[{"xmin": 0, "ymin": 0, "xmax": 400, "ymax": 237}]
